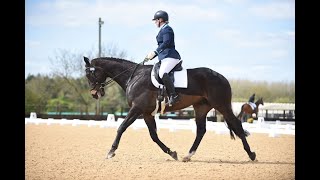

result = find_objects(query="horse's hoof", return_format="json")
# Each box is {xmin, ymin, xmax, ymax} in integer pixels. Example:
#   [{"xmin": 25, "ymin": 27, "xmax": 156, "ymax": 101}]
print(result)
[
  {"xmin": 106, "ymin": 151, "xmax": 115, "ymax": 159},
  {"xmin": 249, "ymin": 152, "xmax": 256, "ymax": 161},
  {"xmin": 182, "ymin": 156, "xmax": 191, "ymax": 162},
  {"xmin": 169, "ymin": 151, "xmax": 178, "ymax": 160}
]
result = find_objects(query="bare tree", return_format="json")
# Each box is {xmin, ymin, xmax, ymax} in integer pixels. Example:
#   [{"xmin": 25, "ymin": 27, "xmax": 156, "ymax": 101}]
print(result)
[
  {"xmin": 48, "ymin": 43, "xmax": 129, "ymax": 115},
  {"xmin": 101, "ymin": 42, "xmax": 127, "ymax": 58}
]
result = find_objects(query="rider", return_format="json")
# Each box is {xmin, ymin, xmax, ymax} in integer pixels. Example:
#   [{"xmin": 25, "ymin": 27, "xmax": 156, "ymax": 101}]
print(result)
[
  {"xmin": 145, "ymin": 10, "xmax": 181, "ymax": 105},
  {"xmin": 248, "ymin": 93, "xmax": 256, "ymax": 109},
  {"xmin": 248, "ymin": 93, "xmax": 255, "ymax": 103}
]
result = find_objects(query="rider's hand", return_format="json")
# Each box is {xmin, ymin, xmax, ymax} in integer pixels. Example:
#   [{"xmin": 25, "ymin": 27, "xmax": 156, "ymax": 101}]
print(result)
[
  {"xmin": 143, "ymin": 57, "xmax": 149, "ymax": 63},
  {"xmin": 146, "ymin": 51, "xmax": 157, "ymax": 60}
]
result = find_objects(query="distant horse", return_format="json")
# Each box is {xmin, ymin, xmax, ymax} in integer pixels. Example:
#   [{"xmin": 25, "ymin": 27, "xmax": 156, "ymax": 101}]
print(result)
[
  {"xmin": 83, "ymin": 56, "xmax": 256, "ymax": 162},
  {"xmin": 237, "ymin": 98, "xmax": 264, "ymax": 122}
]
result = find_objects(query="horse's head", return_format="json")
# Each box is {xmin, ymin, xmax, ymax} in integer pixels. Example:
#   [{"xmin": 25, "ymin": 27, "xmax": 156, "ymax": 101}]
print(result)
[
  {"xmin": 256, "ymin": 97, "xmax": 264, "ymax": 106},
  {"xmin": 84, "ymin": 56, "xmax": 107, "ymax": 99}
]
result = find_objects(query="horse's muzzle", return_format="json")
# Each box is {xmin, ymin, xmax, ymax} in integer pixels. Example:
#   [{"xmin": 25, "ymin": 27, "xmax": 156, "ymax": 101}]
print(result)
[{"xmin": 90, "ymin": 88, "xmax": 105, "ymax": 99}]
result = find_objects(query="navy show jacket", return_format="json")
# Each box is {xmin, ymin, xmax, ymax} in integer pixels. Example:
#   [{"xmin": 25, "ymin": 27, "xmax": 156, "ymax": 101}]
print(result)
[{"xmin": 155, "ymin": 24, "xmax": 181, "ymax": 61}]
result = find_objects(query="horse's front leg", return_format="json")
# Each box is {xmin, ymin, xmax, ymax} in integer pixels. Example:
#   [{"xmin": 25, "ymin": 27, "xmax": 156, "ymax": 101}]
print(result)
[
  {"xmin": 182, "ymin": 104, "xmax": 209, "ymax": 162},
  {"xmin": 182, "ymin": 117, "xmax": 206, "ymax": 162},
  {"xmin": 143, "ymin": 114, "xmax": 178, "ymax": 160},
  {"xmin": 106, "ymin": 106, "xmax": 142, "ymax": 159}
]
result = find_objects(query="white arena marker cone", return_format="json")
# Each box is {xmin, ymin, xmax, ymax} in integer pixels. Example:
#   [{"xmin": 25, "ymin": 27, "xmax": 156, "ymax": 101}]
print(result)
[
  {"xmin": 106, "ymin": 114, "xmax": 116, "ymax": 128},
  {"xmin": 30, "ymin": 112, "xmax": 37, "ymax": 119},
  {"xmin": 258, "ymin": 117, "xmax": 264, "ymax": 123},
  {"xmin": 28, "ymin": 112, "xmax": 37, "ymax": 125},
  {"xmin": 107, "ymin": 114, "xmax": 115, "ymax": 122},
  {"xmin": 257, "ymin": 117, "xmax": 265, "ymax": 128}
]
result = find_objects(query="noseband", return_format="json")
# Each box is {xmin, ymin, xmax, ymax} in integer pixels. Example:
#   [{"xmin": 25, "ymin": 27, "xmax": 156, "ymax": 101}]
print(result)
[{"xmin": 85, "ymin": 66, "xmax": 106, "ymax": 91}]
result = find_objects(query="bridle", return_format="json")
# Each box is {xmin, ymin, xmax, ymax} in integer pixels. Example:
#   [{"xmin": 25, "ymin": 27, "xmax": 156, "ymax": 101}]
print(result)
[
  {"xmin": 85, "ymin": 66, "xmax": 107, "ymax": 91},
  {"xmin": 85, "ymin": 59, "xmax": 148, "ymax": 91}
]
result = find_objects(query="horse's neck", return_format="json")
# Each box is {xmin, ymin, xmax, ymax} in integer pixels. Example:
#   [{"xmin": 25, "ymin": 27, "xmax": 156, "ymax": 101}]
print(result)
[
  {"xmin": 102, "ymin": 60, "xmax": 135, "ymax": 90},
  {"xmin": 256, "ymin": 101, "xmax": 261, "ymax": 106}
]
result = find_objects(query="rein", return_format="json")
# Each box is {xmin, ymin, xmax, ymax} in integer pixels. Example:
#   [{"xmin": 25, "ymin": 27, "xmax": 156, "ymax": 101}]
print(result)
[{"xmin": 102, "ymin": 59, "xmax": 147, "ymax": 87}]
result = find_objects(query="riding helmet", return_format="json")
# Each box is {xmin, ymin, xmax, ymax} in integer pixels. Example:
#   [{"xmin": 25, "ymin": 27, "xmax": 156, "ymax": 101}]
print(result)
[{"xmin": 152, "ymin": 10, "xmax": 169, "ymax": 21}]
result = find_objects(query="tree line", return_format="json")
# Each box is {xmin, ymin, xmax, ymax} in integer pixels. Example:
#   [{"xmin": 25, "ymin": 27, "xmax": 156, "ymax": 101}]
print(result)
[{"xmin": 25, "ymin": 45, "xmax": 295, "ymax": 115}]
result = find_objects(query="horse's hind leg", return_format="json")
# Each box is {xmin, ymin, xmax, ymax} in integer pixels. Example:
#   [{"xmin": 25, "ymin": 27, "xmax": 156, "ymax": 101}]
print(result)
[
  {"xmin": 106, "ymin": 106, "xmax": 142, "ymax": 159},
  {"xmin": 143, "ymin": 114, "xmax": 178, "ymax": 160},
  {"xmin": 220, "ymin": 107, "xmax": 256, "ymax": 161},
  {"xmin": 182, "ymin": 102, "xmax": 211, "ymax": 162}
]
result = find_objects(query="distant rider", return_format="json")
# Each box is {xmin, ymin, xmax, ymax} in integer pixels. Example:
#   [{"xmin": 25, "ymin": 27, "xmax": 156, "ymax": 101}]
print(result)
[{"xmin": 248, "ymin": 93, "xmax": 256, "ymax": 110}]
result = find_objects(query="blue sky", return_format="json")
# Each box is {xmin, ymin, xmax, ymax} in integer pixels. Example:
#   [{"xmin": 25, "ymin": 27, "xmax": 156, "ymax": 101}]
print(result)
[{"xmin": 25, "ymin": 0, "xmax": 295, "ymax": 83}]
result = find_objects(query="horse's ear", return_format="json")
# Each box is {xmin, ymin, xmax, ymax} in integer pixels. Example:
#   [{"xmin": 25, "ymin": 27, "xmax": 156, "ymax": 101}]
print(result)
[{"xmin": 84, "ymin": 56, "xmax": 90, "ymax": 66}]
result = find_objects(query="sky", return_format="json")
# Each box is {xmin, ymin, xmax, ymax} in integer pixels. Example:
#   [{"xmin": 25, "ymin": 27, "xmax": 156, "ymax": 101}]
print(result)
[{"xmin": 25, "ymin": 0, "xmax": 295, "ymax": 83}]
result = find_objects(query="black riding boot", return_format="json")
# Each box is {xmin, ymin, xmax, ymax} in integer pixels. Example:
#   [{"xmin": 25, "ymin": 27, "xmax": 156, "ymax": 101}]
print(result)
[{"xmin": 162, "ymin": 73, "xmax": 180, "ymax": 106}]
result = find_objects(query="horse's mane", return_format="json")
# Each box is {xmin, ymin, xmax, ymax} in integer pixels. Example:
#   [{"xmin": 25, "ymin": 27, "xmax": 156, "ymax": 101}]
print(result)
[{"xmin": 92, "ymin": 57, "xmax": 137, "ymax": 65}]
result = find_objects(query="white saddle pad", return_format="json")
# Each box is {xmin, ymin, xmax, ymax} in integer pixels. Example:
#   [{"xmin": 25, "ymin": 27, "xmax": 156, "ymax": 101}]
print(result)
[
  {"xmin": 151, "ymin": 66, "xmax": 188, "ymax": 88},
  {"xmin": 248, "ymin": 102, "xmax": 256, "ymax": 110}
]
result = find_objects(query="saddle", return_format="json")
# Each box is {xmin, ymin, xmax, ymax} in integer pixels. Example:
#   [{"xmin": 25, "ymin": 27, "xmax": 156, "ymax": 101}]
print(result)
[
  {"xmin": 153, "ymin": 60, "xmax": 183, "ymax": 85},
  {"xmin": 151, "ymin": 60, "xmax": 183, "ymax": 116}
]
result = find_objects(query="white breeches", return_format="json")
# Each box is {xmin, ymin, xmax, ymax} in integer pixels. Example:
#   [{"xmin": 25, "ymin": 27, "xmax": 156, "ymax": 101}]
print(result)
[{"xmin": 158, "ymin": 58, "xmax": 181, "ymax": 78}]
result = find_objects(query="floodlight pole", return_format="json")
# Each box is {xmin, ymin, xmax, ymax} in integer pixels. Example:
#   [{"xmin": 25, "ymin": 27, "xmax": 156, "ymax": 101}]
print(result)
[
  {"xmin": 99, "ymin": 17, "xmax": 104, "ymax": 58},
  {"xmin": 97, "ymin": 17, "xmax": 104, "ymax": 116}
]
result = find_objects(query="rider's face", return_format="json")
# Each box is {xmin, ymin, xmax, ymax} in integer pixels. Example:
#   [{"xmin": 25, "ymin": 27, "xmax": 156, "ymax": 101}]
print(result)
[{"xmin": 154, "ymin": 18, "xmax": 163, "ymax": 28}]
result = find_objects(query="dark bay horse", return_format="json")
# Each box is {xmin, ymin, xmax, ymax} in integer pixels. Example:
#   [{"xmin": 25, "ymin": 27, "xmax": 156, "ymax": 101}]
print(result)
[
  {"xmin": 83, "ymin": 56, "xmax": 256, "ymax": 162},
  {"xmin": 237, "ymin": 98, "xmax": 264, "ymax": 122}
]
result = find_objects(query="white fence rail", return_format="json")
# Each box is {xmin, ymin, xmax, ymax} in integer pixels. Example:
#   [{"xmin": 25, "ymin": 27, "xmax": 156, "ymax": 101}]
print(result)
[{"xmin": 25, "ymin": 113, "xmax": 294, "ymax": 137}]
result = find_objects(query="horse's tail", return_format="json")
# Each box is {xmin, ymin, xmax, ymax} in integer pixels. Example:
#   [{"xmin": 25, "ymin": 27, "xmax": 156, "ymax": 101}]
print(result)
[
  {"xmin": 225, "ymin": 119, "xmax": 249, "ymax": 140},
  {"xmin": 224, "ymin": 105, "xmax": 249, "ymax": 140},
  {"xmin": 225, "ymin": 120, "xmax": 236, "ymax": 140}
]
